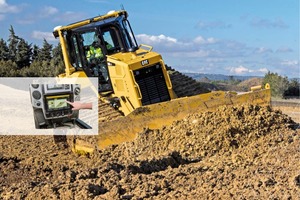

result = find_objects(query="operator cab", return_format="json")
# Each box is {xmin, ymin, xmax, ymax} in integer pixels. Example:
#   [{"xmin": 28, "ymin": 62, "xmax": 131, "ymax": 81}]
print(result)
[{"xmin": 65, "ymin": 12, "xmax": 138, "ymax": 93}]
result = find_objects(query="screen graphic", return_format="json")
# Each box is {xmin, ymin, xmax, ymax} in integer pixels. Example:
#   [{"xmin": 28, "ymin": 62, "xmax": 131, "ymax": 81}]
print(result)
[{"xmin": 46, "ymin": 95, "xmax": 70, "ymax": 110}]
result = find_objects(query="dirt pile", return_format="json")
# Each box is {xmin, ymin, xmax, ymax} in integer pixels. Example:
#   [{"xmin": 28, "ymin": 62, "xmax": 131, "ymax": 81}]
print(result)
[
  {"xmin": 1, "ymin": 105, "xmax": 299, "ymax": 199},
  {"xmin": 238, "ymin": 77, "xmax": 263, "ymax": 90},
  {"xmin": 115, "ymin": 105, "xmax": 293, "ymax": 159}
]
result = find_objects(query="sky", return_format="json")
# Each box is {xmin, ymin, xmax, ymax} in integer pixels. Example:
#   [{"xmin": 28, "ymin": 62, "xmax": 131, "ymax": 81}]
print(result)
[{"xmin": 0, "ymin": 0, "xmax": 299, "ymax": 78}]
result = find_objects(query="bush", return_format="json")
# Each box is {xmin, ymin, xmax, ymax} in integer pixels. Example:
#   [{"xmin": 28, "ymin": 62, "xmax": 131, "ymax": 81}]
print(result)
[
  {"xmin": 262, "ymin": 71, "xmax": 289, "ymax": 98},
  {"xmin": 284, "ymin": 79, "xmax": 300, "ymax": 98},
  {"xmin": 0, "ymin": 60, "xmax": 18, "ymax": 76}
]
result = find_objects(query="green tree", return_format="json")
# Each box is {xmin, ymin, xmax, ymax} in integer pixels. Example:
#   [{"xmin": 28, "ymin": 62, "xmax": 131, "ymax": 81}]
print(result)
[
  {"xmin": 8, "ymin": 25, "xmax": 19, "ymax": 62},
  {"xmin": 38, "ymin": 39, "xmax": 52, "ymax": 62},
  {"xmin": 0, "ymin": 39, "xmax": 10, "ymax": 61},
  {"xmin": 51, "ymin": 43, "xmax": 65, "ymax": 76},
  {"xmin": 0, "ymin": 60, "xmax": 18, "ymax": 76},
  {"xmin": 32, "ymin": 44, "xmax": 40, "ymax": 62},
  {"xmin": 19, "ymin": 61, "xmax": 39, "ymax": 77},
  {"xmin": 228, "ymin": 75, "xmax": 241, "ymax": 85},
  {"xmin": 1, "ymin": 26, "xmax": 66, "ymax": 77},
  {"xmin": 262, "ymin": 71, "xmax": 289, "ymax": 98},
  {"xmin": 16, "ymin": 38, "xmax": 32, "ymax": 68},
  {"xmin": 284, "ymin": 79, "xmax": 300, "ymax": 97}
]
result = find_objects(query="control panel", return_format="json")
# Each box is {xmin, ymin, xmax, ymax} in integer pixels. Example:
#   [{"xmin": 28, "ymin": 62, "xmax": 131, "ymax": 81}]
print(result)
[{"xmin": 29, "ymin": 83, "xmax": 81, "ymax": 128}]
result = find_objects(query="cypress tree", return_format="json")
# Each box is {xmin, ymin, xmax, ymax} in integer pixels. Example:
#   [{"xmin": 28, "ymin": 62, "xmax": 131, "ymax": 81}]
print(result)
[
  {"xmin": 38, "ymin": 39, "xmax": 52, "ymax": 62},
  {"xmin": 32, "ymin": 44, "xmax": 40, "ymax": 62},
  {"xmin": 51, "ymin": 43, "xmax": 65, "ymax": 76},
  {"xmin": 0, "ymin": 38, "xmax": 10, "ymax": 61},
  {"xmin": 7, "ymin": 25, "xmax": 19, "ymax": 62},
  {"xmin": 16, "ymin": 38, "xmax": 32, "ymax": 68}
]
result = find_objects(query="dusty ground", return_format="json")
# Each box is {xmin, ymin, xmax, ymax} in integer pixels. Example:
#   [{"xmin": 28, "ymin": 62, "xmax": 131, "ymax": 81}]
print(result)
[{"xmin": 1, "ymin": 104, "xmax": 299, "ymax": 199}]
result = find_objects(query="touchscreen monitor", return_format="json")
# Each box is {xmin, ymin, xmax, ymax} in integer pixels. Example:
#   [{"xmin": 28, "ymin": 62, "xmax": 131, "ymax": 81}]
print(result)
[{"xmin": 46, "ymin": 95, "xmax": 70, "ymax": 111}]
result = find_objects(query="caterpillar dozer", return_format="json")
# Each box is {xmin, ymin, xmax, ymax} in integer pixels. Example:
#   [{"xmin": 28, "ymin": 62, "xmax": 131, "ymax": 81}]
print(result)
[{"xmin": 53, "ymin": 10, "xmax": 271, "ymax": 152}]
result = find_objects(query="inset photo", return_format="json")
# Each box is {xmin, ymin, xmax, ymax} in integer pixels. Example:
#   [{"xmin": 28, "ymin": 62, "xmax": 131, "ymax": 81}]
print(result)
[{"xmin": 29, "ymin": 83, "xmax": 92, "ymax": 129}]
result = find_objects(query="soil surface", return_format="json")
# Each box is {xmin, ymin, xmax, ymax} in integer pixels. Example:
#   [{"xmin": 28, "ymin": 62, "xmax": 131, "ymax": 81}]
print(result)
[{"xmin": 1, "ymin": 104, "xmax": 299, "ymax": 199}]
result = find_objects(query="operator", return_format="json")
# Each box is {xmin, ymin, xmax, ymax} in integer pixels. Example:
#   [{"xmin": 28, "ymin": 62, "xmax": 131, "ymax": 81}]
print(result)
[
  {"xmin": 86, "ymin": 34, "xmax": 104, "ymax": 62},
  {"xmin": 86, "ymin": 34, "xmax": 113, "ymax": 62},
  {"xmin": 86, "ymin": 33, "xmax": 113, "ymax": 82}
]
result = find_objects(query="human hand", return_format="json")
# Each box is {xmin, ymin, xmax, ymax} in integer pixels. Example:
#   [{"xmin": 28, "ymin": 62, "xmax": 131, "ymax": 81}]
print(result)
[
  {"xmin": 66, "ymin": 101, "xmax": 82, "ymax": 110},
  {"xmin": 66, "ymin": 101, "xmax": 92, "ymax": 110}
]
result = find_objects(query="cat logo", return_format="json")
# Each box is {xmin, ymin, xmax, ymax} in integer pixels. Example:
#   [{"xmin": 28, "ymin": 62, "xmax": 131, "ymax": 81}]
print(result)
[{"xmin": 141, "ymin": 59, "xmax": 149, "ymax": 66}]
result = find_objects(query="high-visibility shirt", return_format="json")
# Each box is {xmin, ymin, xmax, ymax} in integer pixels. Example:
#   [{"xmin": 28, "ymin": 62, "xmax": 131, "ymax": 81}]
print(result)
[{"xmin": 87, "ymin": 46, "xmax": 103, "ymax": 60}]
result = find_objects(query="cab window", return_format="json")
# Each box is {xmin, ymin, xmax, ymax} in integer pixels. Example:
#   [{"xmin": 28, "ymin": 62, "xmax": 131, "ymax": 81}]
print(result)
[{"xmin": 102, "ymin": 28, "xmax": 121, "ymax": 54}]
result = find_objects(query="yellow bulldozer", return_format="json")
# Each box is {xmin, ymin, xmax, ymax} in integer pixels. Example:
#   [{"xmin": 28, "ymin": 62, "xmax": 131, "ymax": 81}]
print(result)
[{"xmin": 53, "ymin": 10, "xmax": 271, "ymax": 153}]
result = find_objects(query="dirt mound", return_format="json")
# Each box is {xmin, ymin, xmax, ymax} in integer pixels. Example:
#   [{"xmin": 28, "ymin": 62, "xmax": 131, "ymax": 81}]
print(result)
[
  {"xmin": 113, "ymin": 105, "xmax": 294, "ymax": 161},
  {"xmin": 1, "ymin": 105, "xmax": 300, "ymax": 199}
]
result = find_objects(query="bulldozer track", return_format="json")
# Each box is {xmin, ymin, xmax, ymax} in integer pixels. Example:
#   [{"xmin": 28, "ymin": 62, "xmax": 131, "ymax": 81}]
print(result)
[
  {"xmin": 98, "ymin": 100, "xmax": 122, "ymax": 123},
  {"xmin": 168, "ymin": 69, "xmax": 210, "ymax": 97}
]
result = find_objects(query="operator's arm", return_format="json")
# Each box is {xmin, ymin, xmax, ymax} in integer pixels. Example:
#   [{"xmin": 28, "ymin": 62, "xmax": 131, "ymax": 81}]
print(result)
[{"xmin": 66, "ymin": 101, "xmax": 92, "ymax": 110}]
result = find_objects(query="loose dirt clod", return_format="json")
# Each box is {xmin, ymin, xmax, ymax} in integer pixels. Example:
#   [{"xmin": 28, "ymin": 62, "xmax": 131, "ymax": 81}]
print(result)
[{"xmin": 1, "ymin": 104, "xmax": 299, "ymax": 199}]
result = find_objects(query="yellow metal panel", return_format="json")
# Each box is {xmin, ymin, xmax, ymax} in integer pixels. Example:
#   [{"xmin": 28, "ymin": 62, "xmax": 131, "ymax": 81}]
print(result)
[
  {"xmin": 115, "ymin": 79, "xmax": 125, "ymax": 91},
  {"xmin": 58, "ymin": 30, "xmax": 75, "ymax": 76},
  {"xmin": 46, "ymin": 95, "xmax": 70, "ymax": 99},
  {"xmin": 115, "ymin": 65, "xmax": 123, "ymax": 76}
]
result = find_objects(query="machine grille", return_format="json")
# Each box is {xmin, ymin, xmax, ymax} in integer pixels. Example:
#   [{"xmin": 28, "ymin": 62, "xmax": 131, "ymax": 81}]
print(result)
[{"xmin": 134, "ymin": 63, "xmax": 170, "ymax": 106}]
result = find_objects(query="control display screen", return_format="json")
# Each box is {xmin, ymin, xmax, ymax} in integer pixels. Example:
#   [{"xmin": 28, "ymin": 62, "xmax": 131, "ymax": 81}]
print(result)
[
  {"xmin": 47, "ymin": 84, "xmax": 65, "ymax": 90},
  {"xmin": 46, "ymin": 95, "xmax": 70, "ymax": 110}
]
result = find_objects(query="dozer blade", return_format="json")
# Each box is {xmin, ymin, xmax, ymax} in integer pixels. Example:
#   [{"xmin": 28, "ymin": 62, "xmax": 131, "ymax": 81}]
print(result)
[{"xmin": 98, "ymin": 85, "xmax": 271, "ymax": 149}]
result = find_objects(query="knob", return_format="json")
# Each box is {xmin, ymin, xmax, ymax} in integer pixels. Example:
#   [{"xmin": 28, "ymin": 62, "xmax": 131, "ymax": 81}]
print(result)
[
  {"xmin": 32, "ymin": 91, "xmax": 41, "ymax": 100},
  {"xmin": 74, "ymin": 87, "xmax": 80, "ymax": 95},
  {"xmin": 31, "ymin": 84, "xmax": 39, "ymax": 89}
]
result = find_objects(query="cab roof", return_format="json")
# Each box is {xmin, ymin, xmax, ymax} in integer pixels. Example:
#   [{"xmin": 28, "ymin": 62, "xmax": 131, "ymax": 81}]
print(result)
[{"xmin": 53, "ymin": 10, "xmax": 127, "ymax": 36}]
